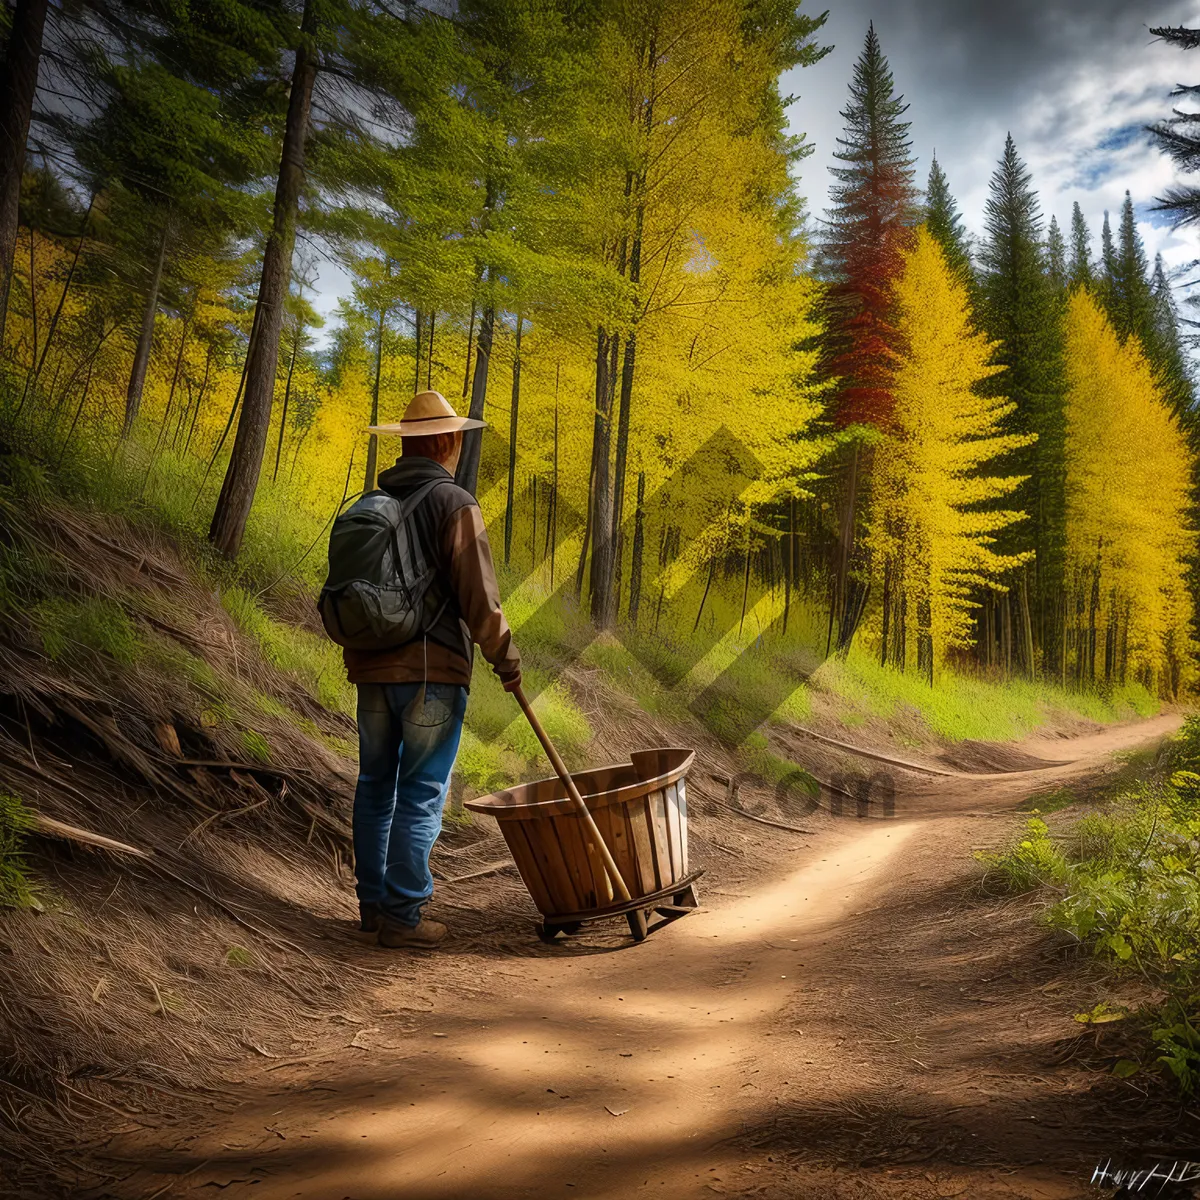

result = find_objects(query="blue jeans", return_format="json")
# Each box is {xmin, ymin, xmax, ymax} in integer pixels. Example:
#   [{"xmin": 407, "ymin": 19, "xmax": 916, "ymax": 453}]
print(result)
[{"xmin": 353, "ymin": 681, "xmax": 467, "ymax": 926}]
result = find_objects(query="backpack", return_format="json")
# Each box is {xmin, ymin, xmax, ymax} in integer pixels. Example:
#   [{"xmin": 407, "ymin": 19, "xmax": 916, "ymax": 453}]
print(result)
[{"xmin": 318, "ymin": 479, "xmax": 450, "ymax": 650}]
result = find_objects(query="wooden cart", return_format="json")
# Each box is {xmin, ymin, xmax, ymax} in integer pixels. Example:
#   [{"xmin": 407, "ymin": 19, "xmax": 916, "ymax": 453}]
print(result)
[{"xmin": 464, "ymin": 746, "xmax": 701, "ymax": 942}]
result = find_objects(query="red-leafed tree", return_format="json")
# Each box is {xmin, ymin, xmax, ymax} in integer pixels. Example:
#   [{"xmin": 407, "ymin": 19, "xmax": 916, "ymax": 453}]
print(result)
[
  {"xmin": 821, "ymin": 22, "xmax": 918, "ymax": 431},
  {"xmin": 819, "ymin": 22, "xmax": 918, "ymax": 652}
]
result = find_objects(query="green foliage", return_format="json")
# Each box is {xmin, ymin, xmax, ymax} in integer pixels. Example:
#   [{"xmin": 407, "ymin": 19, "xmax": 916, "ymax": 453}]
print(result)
[
  {"xmin": 976, "ymin": 816, "xmax": 1068, "ymax": 893},
  {"xmin": 220, "ymin": 586, "xmax": 353, "ymax": 717},
  {"xmin": 33, "ymin": 596, "xmax": 142, "ymax": 665},
  {"xmin": 0, "ymin": 793, "xmax": 38, "ymax": 910},
  {"xmin": 238, "ymin": 729, "xmax": 272, "ymax": 763},
  {"xmin": 987, "ymin": 716, "xmax": 1200, "ymax": 1094}
]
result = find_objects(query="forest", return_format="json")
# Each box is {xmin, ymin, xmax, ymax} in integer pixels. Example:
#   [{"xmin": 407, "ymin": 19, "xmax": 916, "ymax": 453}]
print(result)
[
  {"xmin": 8, "ymin": 4, "xmax": 1200, "ymax": 1197},
  {"xmin": 0, "ymin": 1, "xmax": 1196, "ymax": 742}
]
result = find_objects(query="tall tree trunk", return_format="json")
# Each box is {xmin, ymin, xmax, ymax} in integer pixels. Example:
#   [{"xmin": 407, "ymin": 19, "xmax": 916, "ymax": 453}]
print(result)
[
  {"xmin": 209, "ymin": 0, "xmax": 316, "ymax": 557},
  {"xmin": 456, "ymin": 299, "xmax": 493, "ymax": 495},
  {"xmin": 273, "ymin": 321, "xmax": 302, "ymax": 481},
  {"xmin": 182, "ymin": 342, "xmax": 213, "ymax": 456},
  {"xmin": 461, "ymin": 301, "xmax": 476, "ymax": 400},
  {"xmin": 610, "ymin": 330, "xmax": 637, "ymax": 616},
  {"xmin": 503, "ymin": 316, "xmax": 523, "ymax": 565},
  {"xmin": 589, "ymin": 328, "xmax": 619, "ymax": 626},
  {"xmin": 880, "ymin": 558, "xmax": 891, "ymax": 668},
  {"xmin": 739, "ymin": 511, "xmax": 753, "ymax": 636},
  {"xmin": 550, "ymin": 377, "xmax": 559, "ymax": 588},
  {"xmin": 365, "ymin": 301, "xmax": 386, "ymax": 492},
  {"xmin": 412, "ymin": 308, "xmax": 423, "ymax": 394},
  {"xmin": 426, "ymin": 310, "xmax": 435, "ymax": 389},
  {"xmin": 0, "ymin": 0, "xmax": 49, "ymax": 346},
  {"xmin": 123, "ymin": 222, "xmax": 169, "ymax": 438},
  {"xmin": 628, "ymin": 470, "xmax": 645, "ymax": 625}
]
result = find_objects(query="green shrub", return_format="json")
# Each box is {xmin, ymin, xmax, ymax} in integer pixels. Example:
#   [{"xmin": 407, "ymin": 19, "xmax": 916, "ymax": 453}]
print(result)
[
  {"xmin": 993, "ymin": 717, "xmax": 1200, "ymax": 1094},
  {"xmin": 977, "ymin": 816, "xmax": 1069, "ymax": 893}
]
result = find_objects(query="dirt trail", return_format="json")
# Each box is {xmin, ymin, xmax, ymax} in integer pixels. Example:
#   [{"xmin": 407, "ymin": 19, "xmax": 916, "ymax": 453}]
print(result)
[{"xmin": 103, "ymin": 714, "xmax": 1190, "ymax": 1200}]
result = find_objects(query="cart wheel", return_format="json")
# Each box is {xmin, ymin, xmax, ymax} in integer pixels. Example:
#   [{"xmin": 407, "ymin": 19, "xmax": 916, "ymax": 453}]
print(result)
[{"xmin": 627, "ymin": 909, "xmax": 649, "ymax": 942}]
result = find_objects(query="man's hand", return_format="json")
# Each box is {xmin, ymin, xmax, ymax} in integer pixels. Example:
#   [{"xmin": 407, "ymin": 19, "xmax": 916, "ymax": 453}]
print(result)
[{"xmin": 500, "ymin": 670, "xmax": 522, "ymax": 694}]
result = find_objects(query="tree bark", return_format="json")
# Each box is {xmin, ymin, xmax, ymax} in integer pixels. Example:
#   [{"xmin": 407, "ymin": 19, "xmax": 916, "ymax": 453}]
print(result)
[
  {"xmin": 0, "ymin": 0, "xmax": 49, "ymax": 346},
  {"xmin": 209, "ymin": 0, "xmax": 317, "ymax": 557},
  {"xmin": 364, "ymin": 301, "xmax": 386, "ymax": 492},
  {"xmin": 628, "ymin": 470, "xmax": 645, "ymax": 625},
  {"xmin": 123, "ymin": 221, "xmax": 169, "ymax": 438},
  {"xmin": 588, "ymin": 327, "xmax": 619, "ymax": 626},
  {"xmin": 455, "ymin": 299, "xmax": 493, "ymax": 495},
  {"xmin": 503, "ymin": 315, "xmax": 523, "ymax": 565},
  {"xmin": 274, "ymin": 320, "xmax": 302, "ymax": 481}
]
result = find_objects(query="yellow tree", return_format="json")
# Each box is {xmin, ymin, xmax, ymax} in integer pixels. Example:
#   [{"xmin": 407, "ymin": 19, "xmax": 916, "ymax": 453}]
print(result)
[
  {"xmin": 870, "ymin": 227, "xmax": 1032, "ymax": 682},
  {"xmin": 1063, "ymin": 289, "xmax": 1194, "ymax": 695}
]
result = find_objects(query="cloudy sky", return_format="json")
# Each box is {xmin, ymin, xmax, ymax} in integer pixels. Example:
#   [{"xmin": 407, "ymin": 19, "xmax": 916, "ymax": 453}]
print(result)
[{"xmin": 782, "ymin": 0, "xmax": 1200, "ymax": 290}]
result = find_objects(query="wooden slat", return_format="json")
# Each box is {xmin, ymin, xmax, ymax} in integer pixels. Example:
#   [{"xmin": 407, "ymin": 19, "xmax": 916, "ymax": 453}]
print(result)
[
  {"xmin": 678, "ymin": 778, "xmax": 690, "ymax": 874},
  {"xmin": 625, "ymin": 799, "xmax": 658, "ymax": 895},
  {"xmin": 664, "ymin": 781, "xmax": 682, "ymax": 880},
  {"xmin": 588, "ymin": 806, "xmax": 618, "ymax": 906},
  {"xmin": 647, "ymin": 786, "xmax": 672, "ymax": 890},
  {"xmin": 505, "ymin": 824, "xmax": 553, "ymax": 914},
  {"xmin": 604, "ymin": 802, "xmax": 636, "ymax": 889},
  {"xmin": 553, "ymin": 813, "xmax": 596, "ymax": 911},
  {"xmin": 531, "ymin": 817, "xmax": 579, "ymax": 914}
]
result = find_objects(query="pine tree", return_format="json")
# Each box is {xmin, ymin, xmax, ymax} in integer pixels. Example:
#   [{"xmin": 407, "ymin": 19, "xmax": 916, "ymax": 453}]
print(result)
[
  {"xmin": 869, "ymin": 227, "xmax": 1032, "ymax": 682},
  {"xmin": 820, "ymin": 22, "xmax": 918, "ymax": 652},
  {"xmin": 822, "ymin": 22, "xmax": 918, "ymax": 430},
  {"xmin": 1099, "ymin": 210, "xmax": 1116, "ymax": 307},
  {"xmin": 1046, "ymin": 215, "xmax": 1067, "ymax": 294},
  {"xmin": 1107, "ymin": 192, "xmax": 1156, "ymax": 347},
  {"xmin": 1149, "ymin": 25, "xmax": 1200, "ymax": 227},
  {"xmin": 923, "ymin": 155, "xmax": 971, "ymax": 279},
  {"xmin": 977, "ymin": 134, "xmax": 1066, "ymax": 678},
  {"xmin": 1148, "ymin": 253, "xmax": 1196, "ymax": 420},
  {"xmin": 1068, "ymin": 202, "xmax": 1092, "ymax": 289}
]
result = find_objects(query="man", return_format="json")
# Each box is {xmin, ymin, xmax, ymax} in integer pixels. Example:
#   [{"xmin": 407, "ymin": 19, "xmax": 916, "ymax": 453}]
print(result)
[{"xmin": 346, "ymin": 390, "xmax": 521, "ymax": 949}]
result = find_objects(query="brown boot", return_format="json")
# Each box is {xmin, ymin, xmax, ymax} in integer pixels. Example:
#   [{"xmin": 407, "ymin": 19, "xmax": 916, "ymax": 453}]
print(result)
[{"xmin": 377, "ymin": 916, "xmax": 447, "ymax": 949}]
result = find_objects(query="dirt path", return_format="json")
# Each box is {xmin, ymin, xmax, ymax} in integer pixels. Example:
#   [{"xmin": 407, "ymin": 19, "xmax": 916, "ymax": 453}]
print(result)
[{"xmin": 101, "ymin": 714, "xmax": 1191, "ymax": 1200}]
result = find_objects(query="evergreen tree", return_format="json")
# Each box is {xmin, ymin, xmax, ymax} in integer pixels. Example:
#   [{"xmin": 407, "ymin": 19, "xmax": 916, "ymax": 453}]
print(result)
[
  {"xmin": 1149, "ymin": 253, "xmax": 1196, "ymax": 421},
  {"xmin": 1068, "ymin": 202, "xmax": 1092, "ymax": 289},
  {"xmin": 1107, "ymin": 192, "xmax": 1156, "ymax": 347},
  {"xmin": 923, "ymin": 155, "xmax": 970, "ymax": 279},
  {"xmin": 822, "ymin": 22, "xmax": 918, "ymax": 430},
  {"xmin": 1149, "ymin": 25, "xmax": 1200, "ymax": 227},
  {"xmin": 978, "ymin": 133, "xmax": 1066, "ymax": 678},
  {"xmin": 820, "ymin": 22, "xmax": 918, "ymax": 652},
  {"xmin": 1046, "ymin": 215, "xmax": 1067, "ymax": 294},
  {"xmin": 1100, "ymin": 210, "xmax": 1116, "ymax": 303}
]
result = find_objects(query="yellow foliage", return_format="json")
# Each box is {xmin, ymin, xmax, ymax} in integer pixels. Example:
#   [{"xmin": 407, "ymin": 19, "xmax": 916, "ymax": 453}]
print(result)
[
  {"xmin": 1063, "ymin": 289, "xmax": 1194, "ymax": 693},
  {"xmin": 869, "ymin": 227, "xmax": 1033, "ymax": 676}
]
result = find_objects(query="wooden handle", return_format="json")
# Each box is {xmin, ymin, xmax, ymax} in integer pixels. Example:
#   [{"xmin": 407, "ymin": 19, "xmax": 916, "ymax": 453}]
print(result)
[{"xmin": 512, "ymin": 685, "xmax": 632, "ymax": 904}]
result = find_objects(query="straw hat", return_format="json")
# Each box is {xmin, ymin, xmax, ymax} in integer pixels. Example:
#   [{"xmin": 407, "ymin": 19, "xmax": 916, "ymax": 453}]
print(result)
[{"xmin": 367, "ymin": 390, "xmax": 486, "ymax": 437}]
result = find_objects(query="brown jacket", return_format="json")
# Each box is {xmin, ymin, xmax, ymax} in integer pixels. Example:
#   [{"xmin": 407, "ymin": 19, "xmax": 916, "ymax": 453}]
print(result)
[{"xmin": 342, "ymin": 458, "xmax": 521, "ymax": 690}]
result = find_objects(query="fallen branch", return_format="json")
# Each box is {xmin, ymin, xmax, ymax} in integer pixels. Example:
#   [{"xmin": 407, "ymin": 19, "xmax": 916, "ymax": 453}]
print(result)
[
  {"xmin": 433, "ymin": 860, "xmax": 515, "ymax": 884},
  {"xmin": 32, "ymin": 814, "xmax": 150, "ymax": 858},
  {"xmin": 717, "ymin": 802, "xmax": 814, "ymax": 836},
  {"xmin": 790, "ymin": 725, "xmax": 960, "ymax": 776}
]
